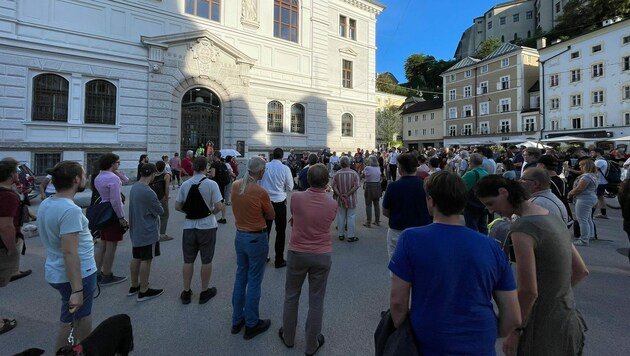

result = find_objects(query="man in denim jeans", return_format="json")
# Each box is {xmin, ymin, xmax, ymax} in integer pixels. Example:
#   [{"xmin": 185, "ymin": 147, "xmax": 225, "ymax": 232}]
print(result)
[{"xmin": 230, "ymin": 157, "xmax": 275, "ymax": 340}]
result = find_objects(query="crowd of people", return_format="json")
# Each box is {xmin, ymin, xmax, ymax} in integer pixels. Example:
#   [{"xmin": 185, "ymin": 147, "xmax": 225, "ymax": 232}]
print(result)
[{"xmin": 1, "ymin": 141, "xmax": 630, "ymax": 355}]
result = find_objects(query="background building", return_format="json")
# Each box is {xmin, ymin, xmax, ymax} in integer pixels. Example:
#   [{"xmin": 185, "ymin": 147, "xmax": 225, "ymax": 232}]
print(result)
[
  {"xmin": 0, "ymin": 0, "xmax": 384, "ymax": 175},
  {"xmin": 401, "ymin": 98, "xmax": 444, "ymax": 151}
]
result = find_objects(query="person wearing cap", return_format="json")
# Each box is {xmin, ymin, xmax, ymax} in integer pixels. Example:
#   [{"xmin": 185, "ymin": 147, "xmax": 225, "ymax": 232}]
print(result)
[
  {"xmin": 128, "ymin": 163, "xmax": 164, "ymax": 302},
  {"xmin": 230, "ymin": 156, "xmax": 275, "ymax": 340}
]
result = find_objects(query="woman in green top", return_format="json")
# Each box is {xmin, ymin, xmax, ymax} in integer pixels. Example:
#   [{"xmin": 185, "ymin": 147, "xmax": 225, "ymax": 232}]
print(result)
[{"xmin": 475, "ymin": 175, "xmax": 589, "ymax": 356}]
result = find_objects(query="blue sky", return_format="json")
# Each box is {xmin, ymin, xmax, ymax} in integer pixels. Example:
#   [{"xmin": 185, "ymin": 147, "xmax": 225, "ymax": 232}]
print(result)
[{"xmin": 376, "ymin": 0, "xmax": 500, "ymax": 82}]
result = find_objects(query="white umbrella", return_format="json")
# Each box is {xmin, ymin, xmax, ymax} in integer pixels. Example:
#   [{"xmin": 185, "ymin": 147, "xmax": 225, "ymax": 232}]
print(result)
[
  {"xmin": 612, "ymin": 135, "xmax": 630, "ymax": 142},
  {"xmin": 218, "ymin": 149, "xmax": 242, "ymax": 157},
  {"xmin": 541, "ymin": 136, "xmax": 587, "ymax": 143},
  {"xmin": 516, "ymin": 141, "xmax": 551, "ymax": 149}
]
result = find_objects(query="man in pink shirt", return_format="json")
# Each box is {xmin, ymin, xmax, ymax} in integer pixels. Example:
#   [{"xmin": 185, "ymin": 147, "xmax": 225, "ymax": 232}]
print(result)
[{"xmin": 279, "ymin": 163, "xmax": 337, "ymax": 356}]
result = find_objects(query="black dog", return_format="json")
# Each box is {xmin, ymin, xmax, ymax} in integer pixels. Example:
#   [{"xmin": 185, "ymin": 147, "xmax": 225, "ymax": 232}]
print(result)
[{"xmin": 56, "ymin": 314, "xmax": 134, "ymax": 356}]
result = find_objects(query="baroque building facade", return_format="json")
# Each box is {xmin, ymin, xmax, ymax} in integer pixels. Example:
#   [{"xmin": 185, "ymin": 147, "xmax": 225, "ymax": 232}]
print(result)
[{"xmin": 0, "ymin": 0, "xmax": 384, "ymax": 175}]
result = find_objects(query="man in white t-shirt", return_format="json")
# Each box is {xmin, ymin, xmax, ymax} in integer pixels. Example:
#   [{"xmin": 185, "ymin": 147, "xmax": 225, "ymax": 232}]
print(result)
[
  {"xmin": 388, "ymin": 148, "xmax": 399, "ymax": 181},
  {"xmin": 175, "ymin": 156, "xmax": 224, "ymax": 305},
  {"xmin": 37, "ymin": 161, "xmax": 97, "ymax": 351}
]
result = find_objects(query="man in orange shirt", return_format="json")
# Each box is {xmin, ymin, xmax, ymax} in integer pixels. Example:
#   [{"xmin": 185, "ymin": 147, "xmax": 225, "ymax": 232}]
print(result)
[{"xmin": 230, "ymin": 157, "xmax": 275, "ymax": 340}]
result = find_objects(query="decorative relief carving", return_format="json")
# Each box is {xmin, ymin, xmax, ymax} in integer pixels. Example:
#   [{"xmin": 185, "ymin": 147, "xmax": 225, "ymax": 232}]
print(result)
[
  {"xmin": 191, "ymin": 39, "xmax": 220, "ymax": 64},
  {"xmin": 242, "ymin": 0, "xmax": 257, "ymax": 22}
]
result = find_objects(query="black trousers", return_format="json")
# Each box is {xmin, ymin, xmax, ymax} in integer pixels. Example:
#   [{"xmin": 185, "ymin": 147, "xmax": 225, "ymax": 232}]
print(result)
[
  {"xmin": 389, "ymin": 164, "xmax": 397, "ymax": 181},
  {"xmin": 266, "ymin": 200, "xmax": 287, "ymax": 262}
]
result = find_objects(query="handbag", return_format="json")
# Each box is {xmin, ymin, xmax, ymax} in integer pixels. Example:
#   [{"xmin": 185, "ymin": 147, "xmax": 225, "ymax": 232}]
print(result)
[{"xmin": 86, "ymin": 201, "xmax": 118, "ymax": 230}]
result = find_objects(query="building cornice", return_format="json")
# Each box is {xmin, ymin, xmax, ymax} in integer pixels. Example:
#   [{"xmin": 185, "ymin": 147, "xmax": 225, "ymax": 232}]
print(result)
[{"xmin": 340, "ymin": 0, "xmax": 385, "ymax": 15}]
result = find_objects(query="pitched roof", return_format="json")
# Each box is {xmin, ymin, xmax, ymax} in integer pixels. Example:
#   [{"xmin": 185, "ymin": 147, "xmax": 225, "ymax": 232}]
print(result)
[
  {"xmin": 400, "ymin": 98, "xmax": 443, "ymax": 115},
  {"xmin": 483, "ymin": 43, "xmax": 521, "ymax": 61},
  {"xmin": 443, "ymin": 57, "xmax": 481, "ymax": 73}
]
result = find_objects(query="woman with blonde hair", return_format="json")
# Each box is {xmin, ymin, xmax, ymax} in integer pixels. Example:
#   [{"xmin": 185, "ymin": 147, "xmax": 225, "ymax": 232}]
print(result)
[{"xmin": 568, "ymin": 159, "xmax": 598, "ymax": 246}]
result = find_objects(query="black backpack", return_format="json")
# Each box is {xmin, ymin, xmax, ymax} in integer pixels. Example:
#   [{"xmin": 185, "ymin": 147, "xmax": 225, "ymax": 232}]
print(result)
[
  {"xmin": 149, "ymin": 174, "xmax": 166, "ymax": 200},
  {"xmin": 600, "ymin": 160, "xmax": 621, "ymax": 184},
  {"xmin": 182, "ymin": 177, "xmax": 212, "ymax": 219},
  {"xmin": 212, "ymin": 161, "xmax": 230, "ymax": 186}
]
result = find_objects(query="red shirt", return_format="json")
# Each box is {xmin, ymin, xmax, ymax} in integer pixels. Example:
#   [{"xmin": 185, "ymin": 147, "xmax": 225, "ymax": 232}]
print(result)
[
  {"xmin": 289, "ymin": 188, "xmax": 337, "ymax": 254},
  {"xmin": 0, "ymin": 189, "xmax": 20, "ymax": 249},
  {"xmin": 181, "ymin": 157, "xmax": 193, "ymax": 176}
]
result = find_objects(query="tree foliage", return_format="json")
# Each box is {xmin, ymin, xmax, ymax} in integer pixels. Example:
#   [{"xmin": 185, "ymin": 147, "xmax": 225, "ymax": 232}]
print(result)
[
  {"xmin": 376, "ymin": 105, "xmax": 402, "ymax": 146},
  {"xmin": 403, "ymin": 54, "xmax": 455, "ymax": 100},
  {"xmin": 551, "ymin": 0, "xmax": 630, "ymax": 40},
  {"xmin": 475, "ymin": 37, "xmax": 502, "ymax": 58},
  {"xmin": 376, "ymin": 73, "xmax": 412, "ymax": 96}
]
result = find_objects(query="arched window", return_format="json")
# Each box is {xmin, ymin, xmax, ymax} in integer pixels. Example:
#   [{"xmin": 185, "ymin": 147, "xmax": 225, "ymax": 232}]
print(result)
[
  {"xmin": 274, "ymin": 0, "xmax": 299, "ymax": 42},
  {"xmin": 290, "ymin": 103, "xmax": 305, "ymax": 134},
  {"xmin": 267, "ymin": 100, "xmax": 284, "ymax": 132},
  {"xmin": 32, "ymin": 74, "xmax": 69, "ymax": 122},
  {"xmin": 341, "ymin": 113, "xmax": 353, "ymax": 137},
  {"xmin": 85, "ymin": 80, "xmax": 117, "ymax": 125}
]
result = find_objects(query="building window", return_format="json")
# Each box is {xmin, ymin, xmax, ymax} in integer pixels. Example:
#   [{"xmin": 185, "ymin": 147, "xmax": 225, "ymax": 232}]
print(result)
[
  {"xmin": 550, "ymin": 74, "xmax": 559, "ymax": 87},
  {"xmin": 526, "ymin": 11, "xmax": 533, "ymax": 19},
  {"xmin": 570, "ymin": 69, "xmax": 581, "ymax": 82},
  {"xmin": 624, "ymin": 36, "xmax": 630, "ymax": 44},
  {"xmin": 556, "ymin": 2, "xmax": 561, "ymax": 13},
  {"xmin": 500, "ymin": 76, "xmax": 510, "ymax": 90},
  {"xmin": 421, "ymin": 129, "xmax": 426, "ymax": 135},
  {"xmin": 464, "ymin": 70, "xmax": 472, "ymax": 78},
  {"xmin": 623, "ymin": 85, "xmax": 630, "ymax": 100},
  {"xmin": 464, "ymin": 86, "xmax": 472, "ymax": 98},
  {"xmin": 523, "ymin": 117, "xmax": 536, "ymax": 131},
  {"xmin": 339, "ymin": 15, "xmax": 357, "ymax": 40},
  {"xmin": 499, "ymin": 98, "xmax": 510, "ymax": 112},
  {"xmin": 623, "ymin": 56, "xmax": 630, "ymax": 71},
  {"xmin": 449, "ymin": 125, "xmax": 457, "ymax": 136},
  {"xmin": 290, "ymin": 103, "xmax": 305, "ymax": 134},
  {"xmin": 479, "ymin": 81, "xmax": 488, "ymax": 94},
  {"xmin": 570, "ymin": 94, "xmax": 582, "ymax": 107},
  {"xmin": 626, "ymin": 112, "xmax": 630, "ymax": 125},
  {"xmin": 572, "ymin": 117, "xmax": 581, "ymax": 129},
  {"xmin": 550, "ymin": 97, "xmax": 560, "ymax": 110},
  {"xmin": 407, "ymin": 130, "xmax": 412, "ymax": 137},
  {"xmin": 274, "ymin": 0, "xmax": 299, "ymax": 42},
  {"xmin": 267, "ymin": 100, "xmax": 283, "ymax": 132},
  {"xmin": 479, "ymin": 122, "xmax": 489, "ymax": 134},
  {"xmin": 480, "ymin": 65, "xmax": 488, "ymax": 73},
  {"xmin": 32, "ymin": 74, "xmax": 69, "ymax": 122},
  {"xmin": 342, "ymin": 60, "xmax": 353, "ymax": 88},
  {"xmin": 480, "ymin": 102, "xmax": 489, "ymax": 115},
  {"xmin": 571, "ymin": 51, "xmax": 580, "ymax": 59},
  {"xmin": 463, "ymin": 105, "xmax": 473, "ymax": 117},
  {"xmin": 85, "ymin": 80, "xmax": 116, "ymax": 125},
  {"xmin": 419, "ymin": 115, "xmax": 423, "ymax": 122},
  {"xmin": 449, "ymin": 89, "xmax": 456, "ymax": 101},
  {"xmin": 592, "ymin": 115, "xmax": 605, "ymax": 127},
  {"xmin": 513, "ymin": 13, "xmax": 519, "ymax": 22},
  {"xmin": 450, "ymin": 74, "xmax": 456, "ymax": 81},
  {"xmin": 592, "ymin": 63, "xmax": 604, "ymax": 77},
  {"xmin": 592, "ymin": 44, "xmax": 602, "ymax": 53},
  {"xmin": 448, "ymin": 107, "xmax": 457, "ymax": 119},
  {"xmin": 463, "ymin": 124, "xmax": 473, "ymax": 136},
  {"xmin": 341, "ymin": 113, "xmax": 353, "ymax": 137},
  {"xmin": 592, "ymin": 90, "xmax": 604, "ymax": 104},
  {"xmin": 501, "ymin": 58, "xmax": 509, "ymax": 67},
  {"xmin": 185, "ymin": 0, "xmax": 221, "ymax": 22},
  {"xmin": 500, "ymin": 17, "xmax": 506, "ymax": 25},
  {"xmin": 34, "ymin": 153, "xmax": 62, "ymax": 176},
  {"xmin": 551, "ymin": 120, "xmax": 559, "ymax": 130},
  {"xmin": 499, "ymin": 120, "xmax": 511, "ymax": 133},
  {"xmin": 488, "ymin": 21, "xmax": 492, "ymax": 29}
]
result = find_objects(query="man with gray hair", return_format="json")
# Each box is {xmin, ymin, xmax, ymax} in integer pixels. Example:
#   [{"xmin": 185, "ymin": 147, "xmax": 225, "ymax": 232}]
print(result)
[
  {"xmin": 333, "ymin": 156, "xmax": 360, "ymax": 242},
  {"xmin": 520, "ymin": 167, "xmax": 569, "ymax": 225},
  {"xmin": 181, "ymin": 150, "xmax": 194, "ymax": 179}
]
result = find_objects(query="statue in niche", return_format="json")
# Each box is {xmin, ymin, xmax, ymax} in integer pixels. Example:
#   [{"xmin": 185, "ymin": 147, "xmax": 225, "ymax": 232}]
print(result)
[{"xmin": 242, "ymin": 0, "xmax": 257, "ymax": 22}]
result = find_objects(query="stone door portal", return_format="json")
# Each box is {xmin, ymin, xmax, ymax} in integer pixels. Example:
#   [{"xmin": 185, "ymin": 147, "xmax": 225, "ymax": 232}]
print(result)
[{"xmin": 181, "ymin": 88, "xmax": 221, "ymax": 156}]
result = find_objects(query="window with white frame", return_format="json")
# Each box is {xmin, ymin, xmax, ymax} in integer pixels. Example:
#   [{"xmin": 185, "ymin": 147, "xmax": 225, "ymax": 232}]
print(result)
[
  {"xmin": 341, "ymin": 113, "xmax": 353, "ymax": 136},
  {"xmin": 463, "ymin": 105, "xmax": 473, "ymax": 117},
  {"xmin": 625, "ymin": 112, "xmax": 630, "ymax": 125},
  {"xmin": 526, "ymin": 11, "xmax": 533, "ymax": 19},
  {"xmin": 550, "ymin": 74, "xmax": 559, "ymax": 87},
  {"xmin": 448, "ymin": 107, "xmax": 457, "ymax": 119},
  {"xmin": 551, "ymin": 120, "xmax": 559, "ymax": 130},
  {"xmin": 624, "ymin": 85, "xmax": 630, "ymax": 100},
  {"xmin": 34, "ymin": 153, "xmax": 62, "ymax": 176},
  {"xmin": 499, "ymin": 98, "xmax": 511, "ymax": 112},
  {"xmin": 501, "ymin": 58, "xmax": 509, "ymax": 67},
  {"xmin": 571, "ymin": 51, "xmax": 580, "ymax": 59},
  {"xmin": 479, "ymin": 102, "xmax": 489, "ymax": 115},
  {"xmin": 572, "ymin": 117, "xmax": 582, "ymax": 129},
  {"xmin": 488, "ymin": 21, "xmax": 493, "ymax": 29},
  {"xmin": 592, "ymin": 44, "xmax": 602, "ymax": 53},
  {"xmin": 592, "ymin": 90, "xmax": 604, "ymax": 104},
  {"xmin": 479, "ymin": 81, "xmax": 488, "ymax": 94},
  {"xmin": 464, "ymin": 70, "xmax": 471, "ymax": 78},
  {"xmin": 624, "ymin": 36, "xmax": 630, "ymax": 45},
  {"xmin": 32, "ymin": 74, "xmax": 69, "ymax": 122},
  {"xmin": 421, "ymin": 114, "xmax": 425, "ymax": 121},
  {"xmin": 523, "ymin": 117, "xmax": 536, "ymax": 131},
  {"xmin": 186, "ymin": 0, "xmax": 221, "ymax": 22},
  {"xmin": 479, "ymin": 122, "xmax": 489, "ymax": 134},
  {"xmin": 415, "ymin": 115, "xmax": 419, "ymax": 122},
  {"xmin": 449, "ymin": 74, "xmax": 455, "ymax": 82},
  {"xmin": 463, "ymin": 124, "xmax": 473, "ymax": 135},
  {"xmin": 342, "ymin": 60, "xmax": 353, "ymax": 88},
  {"xmin": 550, "ymin": 97, "xmax": 560, "ymax": 109},
  {"xmin": 449, "ymin": 89, "xmax": 456, "ymax": 100},
  {"xmin": 623, "ymin": 56, "xmax": 630, "ymax": 71},
  {"xmin": 407, "ymin": 117, "xmax": 411, "ymax": 123},
  {"xmin": 422, "ymin": 129, "xmax": 427, "ymax": 135},
  {"xmin": 513, "ymin": 13, "xmax": 519, "ymax": 22},
  {"xmin": 339, "ymin": 15, "xmax": 357, "ymax": 40},
  {"xmin": 290, "ymin": 103, "xmax": 305, "ymax": 134},
  {"xmin": 480, "ymin": 65, "xmax": 488, "ymax": 73},
  {"xmin": 430, "ymin": 128, "xmax": 435, "ymax": 134},
  {"xmin": 267, "ymin": 100, "xmax": 284, "ymax": 132},
  {"xmin": 570, "ymin": 69, "xmax": 581, "ymax": 82},
  {"xmin": 592, "ymin": 115, "xmax": 605, "ymax": 127},
  {"xmin": 571, "ymin": 94, "xmax": 582, "ymax": 107},
  {"xmin": 499, "ymin": 119, "xmax": 511, "ymax": 133},
  {"xmin": 449, "ymin": 125, "xmax": 457, "ymax": 136},
  {"xmin": 500, "ymin": 16, "xmax": 506, "ymax": 25},
  {"xmin": 430, "ymin": 113, "xmax": 434, "ymax": 120},
  {"xmin": 500, "ymin": 76, "xmax": 510, "ymax": 90},
  {"xmin": 407, "ymin": 130, "xmax": 412, "ymax": 137},
  {"xmin": 464, "ymin": 86, "xmax": 472, "ymax": 98},
  {"xmin": 592, "ymin": 63, "xmax": 603, "ymax": 77}
]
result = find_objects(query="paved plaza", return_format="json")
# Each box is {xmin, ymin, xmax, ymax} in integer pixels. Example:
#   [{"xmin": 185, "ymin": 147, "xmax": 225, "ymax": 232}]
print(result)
[{"xmin": 2, "ymin": 185, "xmax": 630, "ymax": 355}]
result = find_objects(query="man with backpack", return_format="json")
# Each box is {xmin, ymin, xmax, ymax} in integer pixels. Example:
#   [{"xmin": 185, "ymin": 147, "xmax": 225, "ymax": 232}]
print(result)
[
  {"xmin": 175, "ymin": 156, "xmax": 224, "ymax": 305},
  {"xmin": 210, "ymin": 151, "xmax": 229, "ymax": 224}
]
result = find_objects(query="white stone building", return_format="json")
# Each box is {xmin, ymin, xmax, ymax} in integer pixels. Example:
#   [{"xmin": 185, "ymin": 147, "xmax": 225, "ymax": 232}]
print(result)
[
  {"xmin": 539, "ymin": 18, "xmax": 630, "ymax": 148},
  {"xmin": 0, "ymin": 0, "xmax": 384, "ymax": 175}
]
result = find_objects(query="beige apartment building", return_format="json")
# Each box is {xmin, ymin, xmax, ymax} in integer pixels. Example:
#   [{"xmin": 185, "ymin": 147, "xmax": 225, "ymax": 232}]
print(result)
[
  {"xmin": 442, "ymin": 43, "xmax": 540, "ymax": 146},
  {"xmin": 401, "ymin": 98, "xmax": 444, "ymax": 151}
]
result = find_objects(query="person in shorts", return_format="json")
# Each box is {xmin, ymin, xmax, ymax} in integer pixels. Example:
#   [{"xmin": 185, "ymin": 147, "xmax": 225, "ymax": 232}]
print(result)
[
  {"xmin": 37, "ymin": 161, "xmax": 98, "ymax": 351},
  {"xmin": 175, "ymin": 156, "xmax": 224, "ymax": 305},
  {"xmin": 128, "ymin": 163, "xmax": 164, "ymax": 302}
]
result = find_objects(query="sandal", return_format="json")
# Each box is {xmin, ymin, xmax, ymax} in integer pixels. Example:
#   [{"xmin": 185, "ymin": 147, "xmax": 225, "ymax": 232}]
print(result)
[
  {"xmin": 347, "ymin": 237, "xmax": 359, "ymax": 243},
  {"xmin": 0, "ymin": 318, "xmax": 17, "ymax": 335},
  {"xmin": 10, "ymin": 270, "xmax": 32, "ymax": 282}
]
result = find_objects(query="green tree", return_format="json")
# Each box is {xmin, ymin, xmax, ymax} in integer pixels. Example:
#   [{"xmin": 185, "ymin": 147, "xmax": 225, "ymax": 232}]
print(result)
[
  {"xmin": 376, "ymin": 105, "xmax": 402, "ymax": 147},
  {"xmin": 403, "ymin": 54, "xmax": 455, "ymax": 100},
  {"xmin": 376, "ymin": 73, "xmax": 411, "ymax": 96},
  {"xmin": 551, "ymin": 0, "xmax": 630, "ymax": 39},
  {"xmin": 475, "ymin": 37, "xmax": 502, "ymax": 58}
]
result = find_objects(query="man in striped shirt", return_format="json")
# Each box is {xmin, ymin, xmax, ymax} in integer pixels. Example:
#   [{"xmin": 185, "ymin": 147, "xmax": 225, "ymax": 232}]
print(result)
[{"xmin": 332, "ymin": 156, "xmax": 360, "ymax": 242}]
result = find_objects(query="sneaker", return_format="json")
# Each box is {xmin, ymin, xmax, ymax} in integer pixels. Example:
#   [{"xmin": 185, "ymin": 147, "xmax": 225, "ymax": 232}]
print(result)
[
  {"xmin": 180, "ymin": 289, "xmax": 192, "ymax": 305},
  {"xmin": 128, "ymin": 286, "xmax": 140, "ymax": 296},
  {"xmin": 594, "ymin": 214, "xmax": 608, "ymax": 219},
  {"xmin": 573, "ymin": 240, "xmax": 589, "ymax": 246},
  {"xmin": 243, "ymin": 319, "xmax": 271, "ymax": 340},
  {"xmin": 199, "ymin": 287, "xmax": 217, "ymax": 304},
  {"xmin": 159, "ymin": 234, "xmax": 174, "ymax": 241},
  {"xmin": 137, "ymin": 288, "xmax": 164, "ymax": 302},
  {"xmin": 231, "ymin": 320, "xmax": 245, "ymax": 334},
  {"xmin": 100, "ymin": 274, "xmax": 128, "ymax": 286},
  {"xmin": 217, "ymin": 218, "xmax": 227, "ymax": 224}
]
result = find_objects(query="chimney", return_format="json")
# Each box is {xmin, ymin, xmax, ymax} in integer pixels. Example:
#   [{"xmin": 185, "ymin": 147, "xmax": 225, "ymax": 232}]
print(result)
[{"xmin": 537, "ymin": 37, "xmax": 547, "ymax": 49}]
